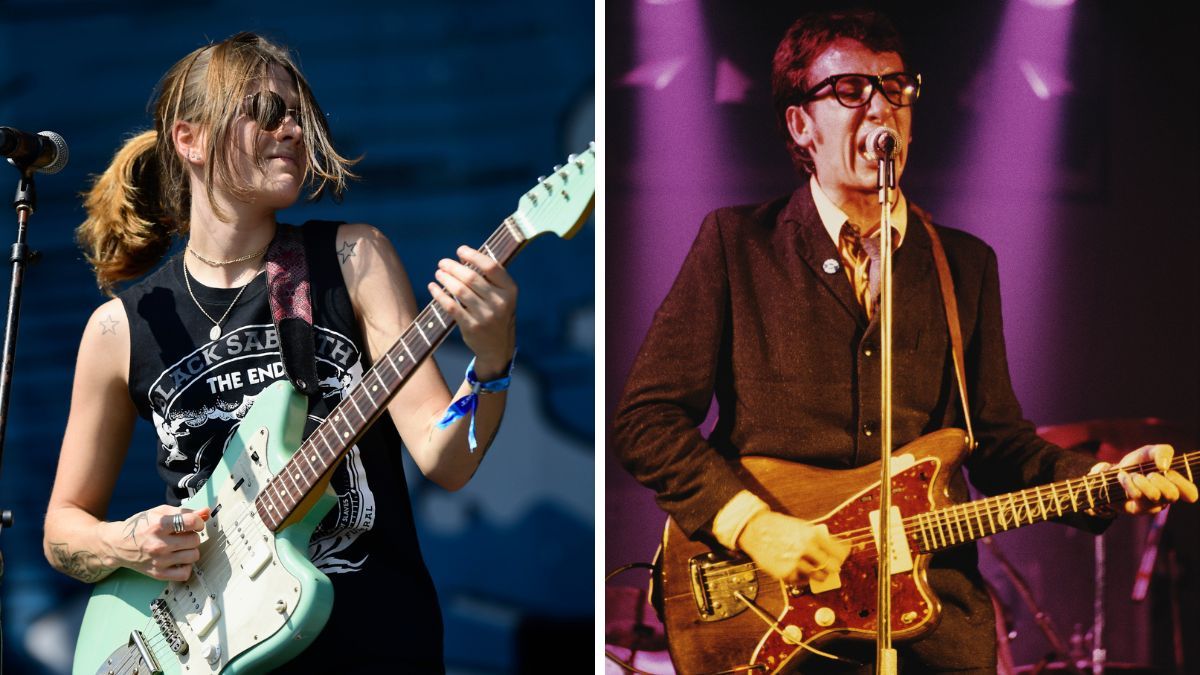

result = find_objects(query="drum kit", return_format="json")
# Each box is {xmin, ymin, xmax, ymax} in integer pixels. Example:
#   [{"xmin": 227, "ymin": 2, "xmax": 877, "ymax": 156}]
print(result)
[{"xmin": 604, "ymin": 418, "xmax": 1197, "ymax": 674}]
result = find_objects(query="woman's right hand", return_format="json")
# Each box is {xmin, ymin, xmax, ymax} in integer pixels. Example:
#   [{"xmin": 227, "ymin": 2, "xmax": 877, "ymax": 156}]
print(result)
[{"xmin": 105, "ymin": 505, "xmax": 211, "ymax": 582}]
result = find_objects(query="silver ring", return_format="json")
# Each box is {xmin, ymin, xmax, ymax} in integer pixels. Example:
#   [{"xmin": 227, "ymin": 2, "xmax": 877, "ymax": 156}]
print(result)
[{"xmin": 171, "ymin": 512, "xmax": 186, "ymax": 534}]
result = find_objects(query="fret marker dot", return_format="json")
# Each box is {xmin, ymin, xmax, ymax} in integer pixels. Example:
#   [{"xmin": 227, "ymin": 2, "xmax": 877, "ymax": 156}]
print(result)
[
  {"xmin": 427, "ymin": 321, "xmax": 433, "ymax": 329},
  {"xmin": 372, "ymin": 385, "xmax": 378, "ymax": 392},
  {"xmin": 398, "ymin": 355, "xmax": 405, "ymax": 362},
  {"xmin": 342, "ymin": 432, "xmax": 349, "ymax": 438}
]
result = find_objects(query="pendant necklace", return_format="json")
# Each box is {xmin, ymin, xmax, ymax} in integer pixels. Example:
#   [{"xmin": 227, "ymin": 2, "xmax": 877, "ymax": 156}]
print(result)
[{"xmin": 183, "ymin": 257, "xmax": 260, "ymax": 340}]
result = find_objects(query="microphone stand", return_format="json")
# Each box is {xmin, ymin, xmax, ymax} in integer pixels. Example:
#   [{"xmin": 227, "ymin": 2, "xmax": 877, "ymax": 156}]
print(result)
[
  {"xmin": 875, "ymin": 146, "xmax": 898, "ymax": 674},
  {"xmin": 0, "ymin": 163, "xmax": 42, "ymax": 671}
]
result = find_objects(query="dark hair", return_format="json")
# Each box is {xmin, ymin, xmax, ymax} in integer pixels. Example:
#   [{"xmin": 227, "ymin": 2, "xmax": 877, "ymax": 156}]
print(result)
[
  {"xmin": 771, "ymin": 10, "xmax": 908, "ymax": 175},
  {"xmin": 78, "ymin": 32, "xmax": 358, "ymax": 295}
]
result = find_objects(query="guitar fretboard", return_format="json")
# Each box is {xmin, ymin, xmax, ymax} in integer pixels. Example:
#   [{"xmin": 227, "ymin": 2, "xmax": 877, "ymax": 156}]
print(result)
[
  {"xmin": 253, "ymin": 218, "xmax": 527, "ymax": 530},
  {"xmin": 911, "ymin": 451, "xmax": 1197, "ymax": 552}
]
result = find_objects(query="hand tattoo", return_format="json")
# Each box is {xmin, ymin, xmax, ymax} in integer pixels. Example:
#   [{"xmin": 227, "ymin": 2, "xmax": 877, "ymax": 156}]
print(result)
[
  {"xmin": 336, "ymin": 240, "xmax": 357, "ymax": 264},
  {"xmin": 48, "ymin": 542, "xmax": 110, "ymax": 583},
  {"xmin": 123, "ymin": 511, "xmax": 149, "ymax": 548}
]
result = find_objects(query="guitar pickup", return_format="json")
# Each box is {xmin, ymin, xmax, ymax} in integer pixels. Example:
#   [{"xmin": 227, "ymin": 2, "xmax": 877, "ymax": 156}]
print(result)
[
  {"xmin": 186, "ymin": 595, "xmax": 222, "ymax": 638},
  {"xmin": 869, "ymin": 506, "xmax": 914, "ymax": 574},
  {"xmin": 244, "ymin": 541, "xmax": 273, "ymax": 579}
]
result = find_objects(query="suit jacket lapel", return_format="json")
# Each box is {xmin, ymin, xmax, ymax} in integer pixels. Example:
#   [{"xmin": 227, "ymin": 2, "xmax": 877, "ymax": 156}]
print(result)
[{"xmin": 781, "ymin": 187, "xmax": 867, "ymax": 328}]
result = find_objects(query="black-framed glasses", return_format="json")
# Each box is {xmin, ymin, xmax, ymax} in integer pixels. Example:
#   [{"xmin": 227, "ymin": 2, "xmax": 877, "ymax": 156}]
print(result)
[
  {"xmin": 799, "ymin": 72, "xmax": 922, "ymax": 108},
  {"xmin": 241, "ymin": 90, "xmax": 300, "ymax": 131}
]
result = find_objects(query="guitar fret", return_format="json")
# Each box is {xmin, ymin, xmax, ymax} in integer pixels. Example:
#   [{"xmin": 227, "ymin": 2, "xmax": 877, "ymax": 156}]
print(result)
[
  {"xmin": 431, "ymin": 303, "xmax": 448, "ymax": 329},
  {"xmin": 1183, "ymin": 453, "xmax": 1194, "ymax": 483},
  {"xmin": 954, "ymin": 508, "xmax": 968, "ymax": 541},
  {"xmin": 1036, "ymin": 488, "xmax": 1048, "ymax": 522},
  {"xmin": 1067, "ymin": 482, "xmax": 1080, "ymax": 513},
  {"xmin": 347, "ymin": 389, "xmax": 367, "ymax": 421},
  {"xmin": 985, "ymin": 499, "xmax": 996, "ymax": 535},
  {"xmin": 1007, "ymin": 494, "xmax": 1019, "ymax": 529},
  {"xmin": 413, "ymin": 322, "xmax": 432, "ymax": 346},
  {"xmin": 973, "ymin": 502, "xmax": 986, "ymax": 537},
  {"xmin": 1049, "ymin": 483, "xmax": 1063, "ymax": 517},
  {"xmin": 961, "ymin": 507, "xmax": 974, "ymax": 540},
  {"xmin": 917, "ymin": 513, "xmax": 931, "ymax": 552},
  {"xmin": 482, "ymin": 242, "xmax": 498, "ymax": 263},
  {"xmin": 933, "ymin": 517, "xmax": 946, "ymax": 549},
  {"xmin": 401, "ymin": 339, "xmax": 416, "ymax": 364},
  {"xmin": 385, "ymin": 352, "xmax": 404, "ymax": 379},
  {"xmin": 1084, "ymin": 475, "xmax": 1097, "ymax": 510}
]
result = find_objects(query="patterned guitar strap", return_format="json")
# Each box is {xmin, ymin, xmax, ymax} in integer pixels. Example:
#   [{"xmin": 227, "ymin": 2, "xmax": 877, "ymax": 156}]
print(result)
[
  {"xmin": 264, "ymin": 223, "xmax": 321, "ymax": 397},
  {"xmin": 912, "ymin": 204, "xmax": 977, "ymax": 451}
]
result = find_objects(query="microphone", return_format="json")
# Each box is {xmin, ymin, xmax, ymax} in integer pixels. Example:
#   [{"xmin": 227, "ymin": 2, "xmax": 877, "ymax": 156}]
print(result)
[
  {"xmin": 864, "ymin": 127, "xmax": 901, "ymax": 162},
  {"xmin": 1, "ymin": 127, "xmax": 69, "ymax": 174}
]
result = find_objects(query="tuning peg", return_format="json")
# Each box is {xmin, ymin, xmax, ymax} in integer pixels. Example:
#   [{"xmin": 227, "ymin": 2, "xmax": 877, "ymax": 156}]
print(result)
[
  {"xmin": 588, "ymin": 141, "xmax": 595, "ymax": 151},
  {"xmin": 553, "ymin": 164, "xmax": 563, "ymax": 172},
  {"xmin": 537, "ymin": 176, "xmax": 546, "ymax": 183},
  {"xmin": 567, "ymin": 153, "xmax": 577, "ymax": 162}
]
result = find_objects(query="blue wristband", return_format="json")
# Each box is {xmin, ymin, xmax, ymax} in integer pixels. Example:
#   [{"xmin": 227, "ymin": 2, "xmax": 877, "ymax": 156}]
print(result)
[{"xmin": 436, "ymin": 352, "xmax": 515, "ymax": 452}]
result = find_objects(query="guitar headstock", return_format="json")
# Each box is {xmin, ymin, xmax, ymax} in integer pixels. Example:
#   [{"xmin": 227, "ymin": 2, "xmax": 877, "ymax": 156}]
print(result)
[{"xmin": 513, "ymin": 143, "xmax": 595, "ymax": 241}]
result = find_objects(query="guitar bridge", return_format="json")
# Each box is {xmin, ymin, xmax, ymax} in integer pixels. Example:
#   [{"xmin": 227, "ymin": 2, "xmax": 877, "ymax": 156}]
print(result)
[{"xmin": 689, "ymin": 552, "xmax": 757, "ymax": 622}]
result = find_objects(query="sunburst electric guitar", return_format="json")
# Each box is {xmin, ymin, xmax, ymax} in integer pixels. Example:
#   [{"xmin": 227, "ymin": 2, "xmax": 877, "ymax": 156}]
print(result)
[
  {"xmin": 73, "ymin": 146, "xmax": 595, "ymax": 675},
  {"xmin": 658, "ymin": 428, "xmax": 1198, "ymax": 674}
]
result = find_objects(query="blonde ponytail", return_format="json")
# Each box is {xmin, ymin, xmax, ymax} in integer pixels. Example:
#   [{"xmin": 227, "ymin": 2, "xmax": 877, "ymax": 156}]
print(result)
[{"xmin": 77, "ymin": 130, "xmax": 177, "ymax": 296}]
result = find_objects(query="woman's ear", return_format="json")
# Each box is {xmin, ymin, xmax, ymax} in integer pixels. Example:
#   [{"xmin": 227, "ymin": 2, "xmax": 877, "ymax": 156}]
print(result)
[{"xmin": 172, "ymin": 120, "xmax": 203, "ymax": 165}]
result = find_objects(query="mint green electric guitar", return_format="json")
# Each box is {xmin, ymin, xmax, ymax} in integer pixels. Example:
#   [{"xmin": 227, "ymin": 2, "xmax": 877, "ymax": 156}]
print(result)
[{"xmin": 73, "ymin": 145, "xmax": 595, "ymax": 675}]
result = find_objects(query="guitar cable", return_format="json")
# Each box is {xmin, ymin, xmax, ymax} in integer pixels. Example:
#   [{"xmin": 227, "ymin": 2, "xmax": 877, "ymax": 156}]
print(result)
[{"xmin": 730, "ymin": 590, "xmax": 865, "ymax": 668}]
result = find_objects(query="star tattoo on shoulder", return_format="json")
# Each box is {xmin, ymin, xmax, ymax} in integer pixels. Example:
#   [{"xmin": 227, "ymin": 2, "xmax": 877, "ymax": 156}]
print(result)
[
  {"xmin": 337, "ymin": 240, "xmax": 357, "ymax": 265},
  {"xmin": 99, "ymin": 315, "xmax": 119, "ymax": 335}
]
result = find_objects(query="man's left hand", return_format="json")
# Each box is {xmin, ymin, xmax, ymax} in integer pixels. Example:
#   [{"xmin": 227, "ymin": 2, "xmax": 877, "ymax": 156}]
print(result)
[{"xmin": 1091, "ymin": 444, "xmax": 1199, "ymax": 515}]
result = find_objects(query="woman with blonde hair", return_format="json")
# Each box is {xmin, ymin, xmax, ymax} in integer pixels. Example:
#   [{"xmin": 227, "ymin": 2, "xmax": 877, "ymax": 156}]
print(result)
[{"xmin": 43, "ymin": 32, "xmax": 516, "ymax": 672}]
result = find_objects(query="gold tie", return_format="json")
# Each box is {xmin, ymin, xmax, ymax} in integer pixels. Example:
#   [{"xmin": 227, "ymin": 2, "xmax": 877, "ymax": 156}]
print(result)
[{"xmin": 838, "ymin": 222, "xmax": 876, "ymax": 318}]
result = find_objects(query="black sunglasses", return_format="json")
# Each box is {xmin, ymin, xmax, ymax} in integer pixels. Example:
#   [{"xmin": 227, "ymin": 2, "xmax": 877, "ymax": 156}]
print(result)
[
  {"xmin": 241, "ymin": 90, "xmax": 301, "ymax": 132},
  {"xmin": 799, "ymin": 72, "xmax": 922, "ymax": 108}
]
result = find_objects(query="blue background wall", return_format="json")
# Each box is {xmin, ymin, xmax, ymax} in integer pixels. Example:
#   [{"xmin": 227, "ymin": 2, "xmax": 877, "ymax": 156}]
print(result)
[{"xmin": 0, "ymin": 2, "xmax": 595, "ymax": 672}]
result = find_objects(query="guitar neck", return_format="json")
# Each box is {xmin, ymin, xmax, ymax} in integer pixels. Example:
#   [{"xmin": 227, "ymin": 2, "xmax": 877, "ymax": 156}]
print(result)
[
  {"xmin": 254, "ymin": 218, "xmax": 528, "ymax": 530},
  {"xmin": 915, "ymin": 450, "xmax": 1198, "ymax": 553}
]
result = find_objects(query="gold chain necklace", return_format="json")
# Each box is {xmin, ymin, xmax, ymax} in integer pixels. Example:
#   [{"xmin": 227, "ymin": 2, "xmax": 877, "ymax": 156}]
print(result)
[
  {"xmin": 187, "ymin": 242, "xmax": 270, "ymax": 267},
  {"xmin": 183, "ymin": 257, "xmax": 261, "ymax": 341}
]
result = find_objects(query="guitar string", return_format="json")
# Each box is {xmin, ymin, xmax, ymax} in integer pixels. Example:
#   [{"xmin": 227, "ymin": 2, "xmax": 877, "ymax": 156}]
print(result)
[
  {"xmin": 120, "ymin": 159, "xmax": 595, "ymax": 658},
  {"xmin": 251, "ymin": 220, "xmax": 522, "ymax": 527},
  {"xmin": 124, "ymin": 165, "xmax": 595, "ymax": 663},
  {"xmin": 696, "ymin": 454, "xmax": 1191, "ymax": 586},
  {"xmin": 187, "ymin": 222, "xmax": 523, "ymax": 565}
]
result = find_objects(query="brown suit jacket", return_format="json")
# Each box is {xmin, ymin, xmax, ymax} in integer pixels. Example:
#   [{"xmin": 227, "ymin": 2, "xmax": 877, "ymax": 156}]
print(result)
[{"xmin": 612, "ymin": 186, "xmax": 1099, "ymax": 669}]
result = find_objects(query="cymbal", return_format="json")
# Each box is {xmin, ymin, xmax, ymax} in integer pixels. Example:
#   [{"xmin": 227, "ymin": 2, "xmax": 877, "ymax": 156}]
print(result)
[{"xmin": 1037, "ymin": 418, "xmax": 1196, "ymax": 464}]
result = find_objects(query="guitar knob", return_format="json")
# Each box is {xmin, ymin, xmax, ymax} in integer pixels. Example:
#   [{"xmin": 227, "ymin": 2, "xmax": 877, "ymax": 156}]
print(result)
[
  {"xmin": 781, "ymin": 625, "xmax": 804, "ymax": 645},
  {"xmin": 275, "ymin": 599, "xmax": 288, "ymax": 614},
  {"xmin": 814, "ymin": 607, "xmax": 836, "ymax": 627},
  {"xmin": 201, "ymin": 643, "xmax": 221, "ymax": 665}
]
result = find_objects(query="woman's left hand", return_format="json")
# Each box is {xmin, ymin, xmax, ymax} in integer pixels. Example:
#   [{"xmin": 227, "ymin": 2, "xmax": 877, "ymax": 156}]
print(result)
[{"xmin": 429, "ymin": 246, "xmax": 517, "ymax": 380}]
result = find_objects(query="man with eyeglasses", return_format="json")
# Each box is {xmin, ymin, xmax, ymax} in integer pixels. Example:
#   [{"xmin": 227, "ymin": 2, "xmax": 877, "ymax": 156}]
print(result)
[{"xmin": 612, "ymin": 9, "xmax": 1196, "ymax": 673}]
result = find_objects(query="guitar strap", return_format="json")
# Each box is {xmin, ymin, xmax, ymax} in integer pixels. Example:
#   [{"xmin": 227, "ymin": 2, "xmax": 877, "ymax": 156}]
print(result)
[
  {"xmin": 913, "ymin": 205, "xmax": 977, "ymax": 450},
  {"xmin": 264, "ymin": 222, "xmax": 320, "ymax": 397}
]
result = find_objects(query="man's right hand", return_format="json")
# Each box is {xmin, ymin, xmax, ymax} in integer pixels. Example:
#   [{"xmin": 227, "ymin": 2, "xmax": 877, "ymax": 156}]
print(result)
[{"xmin": 737, "ymin": 511, "xmax": 850, "ymax": 586}]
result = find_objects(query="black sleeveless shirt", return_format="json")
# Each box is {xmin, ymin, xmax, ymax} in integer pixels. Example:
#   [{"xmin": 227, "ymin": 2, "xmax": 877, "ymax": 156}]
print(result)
[{"xmin": 119, "ymin": 222, "xmax": 444, "ymax": 672}]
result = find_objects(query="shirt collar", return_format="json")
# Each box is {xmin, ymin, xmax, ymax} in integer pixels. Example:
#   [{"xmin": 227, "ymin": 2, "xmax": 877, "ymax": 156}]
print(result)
[{"xmin": 809, "ymin": 174, "xmax": 907, "ymax": 247}]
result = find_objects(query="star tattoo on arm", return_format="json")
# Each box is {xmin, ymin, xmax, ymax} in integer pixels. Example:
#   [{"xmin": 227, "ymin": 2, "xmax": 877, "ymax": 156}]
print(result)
[
  {"xmin": 337, "ymin": 240, "xmax": 357, "ymax": 265},
  {"xmin": 99, "ymin": 315, "xmax": 119, "ymax": 335}
]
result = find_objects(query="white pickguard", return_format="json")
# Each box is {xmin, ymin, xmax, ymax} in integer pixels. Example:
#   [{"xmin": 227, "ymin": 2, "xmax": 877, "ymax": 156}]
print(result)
[{"xmin": 162, "ymin": 428, "xmax": 307, "ymax": 672}]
